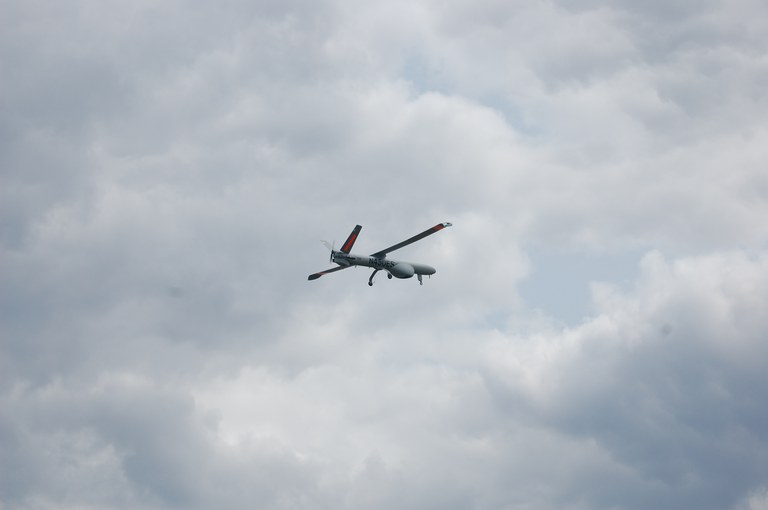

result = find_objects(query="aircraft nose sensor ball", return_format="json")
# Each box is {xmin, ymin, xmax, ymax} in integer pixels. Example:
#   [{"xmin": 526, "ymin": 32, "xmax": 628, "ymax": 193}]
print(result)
[{"xmin": 308, "ymin": 222, "xmax": 453, "ymax": 286}]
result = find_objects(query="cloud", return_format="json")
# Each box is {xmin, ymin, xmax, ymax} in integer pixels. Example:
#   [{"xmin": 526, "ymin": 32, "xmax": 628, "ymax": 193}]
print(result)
[
  {"xmin": 2, "ymin": 0, "xmax": 767, "ymax": 508},
  {"xmin": 485, "ymin": 251, "xmax": 768, "ymax": 508}
]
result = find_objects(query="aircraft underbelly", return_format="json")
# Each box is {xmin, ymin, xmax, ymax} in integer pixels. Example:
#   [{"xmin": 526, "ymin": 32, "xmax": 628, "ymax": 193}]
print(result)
[{"xmin": 411, "ymin": 263, "xmax": 436, "ymax": 275}]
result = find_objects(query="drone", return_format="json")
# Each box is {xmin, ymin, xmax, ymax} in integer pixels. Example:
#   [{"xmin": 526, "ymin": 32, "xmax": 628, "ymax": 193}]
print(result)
[{"xmin": 308, "ymin": 222, "xmax": 453, "ymax": 286}]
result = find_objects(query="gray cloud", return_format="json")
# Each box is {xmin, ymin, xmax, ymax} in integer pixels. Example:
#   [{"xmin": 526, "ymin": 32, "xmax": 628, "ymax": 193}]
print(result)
[{"xmin": 2, "ymin": 0, "xmax": 767, "ymax": 508}]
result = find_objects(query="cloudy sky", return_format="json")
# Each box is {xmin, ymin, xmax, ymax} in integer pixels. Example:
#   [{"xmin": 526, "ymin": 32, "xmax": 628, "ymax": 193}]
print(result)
[{"xmin": 2, "ymin": 0, "xmax": 768, "ymax": 508}]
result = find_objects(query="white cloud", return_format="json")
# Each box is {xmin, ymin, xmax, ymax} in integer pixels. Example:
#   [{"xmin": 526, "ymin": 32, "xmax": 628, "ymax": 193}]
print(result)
[
  {"xmin": 739, "ymin": 488, "xmax": 768, "ymax": 510},
  {"xmin": 2, "ymin": 0, "xmax": 767, "ymax": 508}
]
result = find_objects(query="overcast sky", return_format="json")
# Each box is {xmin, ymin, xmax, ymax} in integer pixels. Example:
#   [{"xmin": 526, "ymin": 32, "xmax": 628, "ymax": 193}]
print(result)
[{"xmin": 2, "ymin": 1, "xmax": 768, "ymax": 509}]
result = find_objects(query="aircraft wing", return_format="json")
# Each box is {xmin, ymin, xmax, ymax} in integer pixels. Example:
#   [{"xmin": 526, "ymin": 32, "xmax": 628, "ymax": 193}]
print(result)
[
  {"xmin": 370, "ymin": 222, "xmax": 452, "ymax": 258},
  {"xmin": 308, "ymin": 265, "xmax": 350, "ymax": 280}
]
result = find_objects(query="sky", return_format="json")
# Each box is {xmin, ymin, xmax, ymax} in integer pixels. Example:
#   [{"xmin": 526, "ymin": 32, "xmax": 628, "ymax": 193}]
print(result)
[{"xmin": 2, "ymin": 0, "xmax": 768, "ymax": 508}]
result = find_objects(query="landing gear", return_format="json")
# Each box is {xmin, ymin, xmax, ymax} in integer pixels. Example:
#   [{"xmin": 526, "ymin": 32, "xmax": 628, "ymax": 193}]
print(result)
[
  {"xmin": 368, "ymin": 269, "xmax": 379, "ymax": 287},
  {"xmin": 387, "ymin": 273, "xmax": 393, "ymax": 279},
  {"xmin": 417, "ymin": 274, "xmax": 423, "ymax": 286}
]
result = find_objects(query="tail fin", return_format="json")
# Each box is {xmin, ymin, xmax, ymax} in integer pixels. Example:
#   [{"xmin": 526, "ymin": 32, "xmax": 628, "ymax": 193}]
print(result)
[{"xmin": 340, "ymin": 225, "xmax": 362, "ymax": 253}]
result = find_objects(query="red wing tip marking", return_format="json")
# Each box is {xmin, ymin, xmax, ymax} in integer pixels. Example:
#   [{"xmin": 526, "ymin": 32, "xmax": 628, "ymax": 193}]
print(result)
[{"xmin": 308, "ymin": 265, "xmax": 349, "ymax": 281}]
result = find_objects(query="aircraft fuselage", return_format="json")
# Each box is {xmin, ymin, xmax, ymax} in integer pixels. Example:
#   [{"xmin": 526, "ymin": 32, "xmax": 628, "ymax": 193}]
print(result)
[{"xmin": 332, "ymin": 252, "xmax": 436, "ymax": 278}]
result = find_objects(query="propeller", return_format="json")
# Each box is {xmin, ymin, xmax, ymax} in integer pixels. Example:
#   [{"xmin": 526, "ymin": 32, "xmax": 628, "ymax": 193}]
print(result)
[{"xmin": 321, "ymin": 240, "xmax": 335, "ymax": 263}]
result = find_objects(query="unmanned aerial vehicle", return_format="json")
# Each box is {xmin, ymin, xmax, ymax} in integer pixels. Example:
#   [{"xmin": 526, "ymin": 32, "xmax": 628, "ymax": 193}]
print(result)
[{"xmin": 308, "ymin": 222, "xmax": 453, "ymax": 286}]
